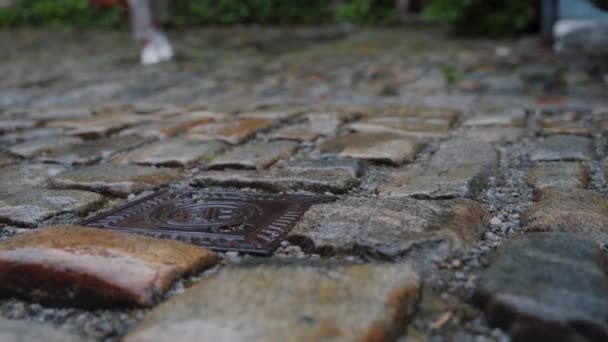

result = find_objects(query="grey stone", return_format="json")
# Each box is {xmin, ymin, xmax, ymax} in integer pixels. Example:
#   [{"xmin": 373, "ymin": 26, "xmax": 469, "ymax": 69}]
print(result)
[
  {"xmin": 288, "ymin": 197, "xmax": 488, "ymax": 260},
  {"xmin": 0, "ymin": 119, "xmax": 36, "ymax": 133},
  {"xmin": 40, "ymin": 135, "xmax": 147, "ymax": 165},
  {"xmin": 476, "ymin": 233, "xmax": 608, "ymax": 341},
  {"xmin": 49, "ymin": 164, "xmax": 182, "ymax": 197},
  {"xmin": 208, "ymin": 140, "xmax": 299, "ymax": 170},
  {"xmin": 125, "ymin": 260, "xmax": 420, "ymax": 342},
  {"xmin": 379, "ymin": 138, "xmax": 498, "ymax": 199},
  {"xmin": 530, "ymin": 135, "xmax": 595, "ymax": 161},
  {"xmin": 194, "ymin": 159, "xmax": 363, "ymax": 193},
  {"xmin": 0, "ymin": 187, "xmax": 104, "ymax": 227},
  {"xmin": 0, "ymin": 317, "xmax": 88, "ymax": 342},
  {"xmin": 8, "ymin": 136, "xmax": 82, "ymax": 158},
  {"xmin": 527, "ymin": 162, "xmax": 588, "ymax": 193},
  {"xmin": 115, "ymin": 138, "xmax": 226, "ymax": 167},
  {"xmin": 0, "ymin": 163, "xmax": 66, "ymax": 188}
]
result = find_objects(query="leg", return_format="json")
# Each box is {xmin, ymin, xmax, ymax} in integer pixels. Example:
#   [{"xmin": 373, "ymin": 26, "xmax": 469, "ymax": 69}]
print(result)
[
  {"xmin": 128, "ymin": 0, "xmax": 154, "ymax": 42},
  {"xmin": 149, "ymin": 0, "xmax": 174, "ymax": 62}
]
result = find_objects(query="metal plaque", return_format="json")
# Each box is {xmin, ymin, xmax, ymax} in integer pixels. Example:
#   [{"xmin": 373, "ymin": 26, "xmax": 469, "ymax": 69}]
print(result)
[{"xmin": 81, "ymin": 189, "xmax": 334, "ymax": 254}]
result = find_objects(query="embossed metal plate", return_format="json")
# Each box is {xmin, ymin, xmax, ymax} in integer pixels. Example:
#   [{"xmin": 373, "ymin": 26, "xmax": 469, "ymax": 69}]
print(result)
[{"xmin": 81, "ymin": 190, "xmax": 335, "ymax": 255}]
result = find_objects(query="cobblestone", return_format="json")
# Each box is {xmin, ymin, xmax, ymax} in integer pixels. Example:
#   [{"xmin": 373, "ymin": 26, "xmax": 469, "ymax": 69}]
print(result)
[
  {"xmin": 318, "ymin": 132, "xmax": 425, "ymax": 165},
  {"xmin": 115, "ymin": 138, "xmax": 226, "ymax": 167},
  {"xmin": 208, "ymin": 140, "xmax": 298, "ymax": 170},
  {"xmin": 0, "ymin": 188, "xmax": 104, "ymax": 227},
  {"xmin": 379, "ymin": 137, "xmax": 498, "ymax": 199},
  {"xmin": 125, "ymin": 260, "xmax": 420, "ymax": 342},
  {"xmin": 0, "ymin": 226, "xmax": 218, "ymax": 307},
  {"xmin": 49, "ymin": 164, "xmax": 182, "ymax": 197},
  {"xmin": 288, "ymin": 197, "xmax": 489, "ymax": 261},
  {"xmin": 522, "ymin": 188, "xmax": 608, "ymax": 242},
  {"xmin": 530, "ymin": 135, "xmax": 595, "ymax": 161},
  {"xmin": 527, "ymin": 161, "xmax": 589, "ymax": 193},
  {"xmin": 476, "ymin": 233, "xmax": 608, "ymax": 341},
  {"xmin": 186, "ymin": 118, "xmax": 274, "ymax": 144}
]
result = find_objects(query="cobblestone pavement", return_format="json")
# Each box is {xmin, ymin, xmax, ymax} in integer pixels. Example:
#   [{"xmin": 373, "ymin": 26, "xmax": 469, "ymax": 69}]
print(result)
[{"xmin": 1, "ymin": 26, "xmax": 608, "ymax": 341}]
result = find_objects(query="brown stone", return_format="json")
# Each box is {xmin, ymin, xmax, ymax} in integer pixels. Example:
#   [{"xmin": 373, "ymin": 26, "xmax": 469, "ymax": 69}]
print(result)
[
  {"xmin": 0, "ymin": 153, "xmax": 18, "ymax": 168},
  {"xmin": 522, "ymin": 188, "xmax": 608, "ymax": 242},
  {"xmin": 269, "ymin": 112, "xmax": 347, "ymax": 142},
  {"xmin": 288, "ymin": 197, "xmax": 488, "ymax": 260},
  {"xmin": 39, "ymin": 135, "xmax": 147, "ymax": 165},
  {"xmin": 208, "ymin": 141, "xmax": 299, "ymax": 170},
  {"xmin": 140, "ymin": 111, "xmax": 230, "ymax": 138},
  {"xmin": 379, "ymin": 138, "xmax": 498, "ymax": 199},
  {"xmin": 0, "ymin": 226, "xmax": 218, "ymax": 307},
  {"xmin": 0, "ymin": 187, "xmax": 104, "ymax": 227},
  {"xmin": 125, "ymin": 260, "xmax": 420, "ymax": 342},
  {"xmin": 8, "ymin": 136, "xmax": 82, "ymax": 158},
  {"xmin": 347, "ymin": 116, "xmax": 452, "ymax": 138},
  {"xmin": 318, "ymin": 132, "xmax": 425, "ymax": 165},
  {"xmin": 0, "ymin": 163, "xmax": 66, "ymax": 188},
  {"xmin": 115, "ymin": 138, "xmax": 226, "ymax": 167},
  {"xmin": 0, "ymin": 317, "xmax": 87, "ymax": 342},
  {"xmin": 530, "ymin": 135, "xmax": 595, "ymax": 161},
  {"xmin": 527, "ymin": 162, "xmax": 588, "ymax": 193},
  {"xmin": 186, "ymin": 118, "xmax": 274, "ymax": 144},
  {"xmin": 47, "ymin": 113, "xmax": 143, "ymax": 139},
  {"xmin": 49, "ymin": 164, "xmax": 182, "ymax": 197}
]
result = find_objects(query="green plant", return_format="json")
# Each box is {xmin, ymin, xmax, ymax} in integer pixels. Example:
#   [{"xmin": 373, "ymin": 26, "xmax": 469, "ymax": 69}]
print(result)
[
  {"xmin": 0, "ymin": 0, "xmax": 123, "ymax": 28},
  {"xmin": 335, "ymin": 0, "xmax": 399, "ymax": 24},
  {"xmin": 424, "ymin": 0, "xmax": 535, "ymax": 37}
]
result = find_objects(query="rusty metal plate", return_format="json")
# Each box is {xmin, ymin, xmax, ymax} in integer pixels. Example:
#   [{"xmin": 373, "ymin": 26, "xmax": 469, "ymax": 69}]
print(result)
[{"xmin": 81, "ymin": 190, "xmax": 335, "ymax": 254}]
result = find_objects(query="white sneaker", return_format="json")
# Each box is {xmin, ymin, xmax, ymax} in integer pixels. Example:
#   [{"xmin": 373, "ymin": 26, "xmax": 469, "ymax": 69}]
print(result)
[
  {"xmin": 140, "ymin": 40, "xmax": 162, "ymax": 65},
  {"xmin": 152, "ymin": 30, "xmax": 173, "ymax": 62}
]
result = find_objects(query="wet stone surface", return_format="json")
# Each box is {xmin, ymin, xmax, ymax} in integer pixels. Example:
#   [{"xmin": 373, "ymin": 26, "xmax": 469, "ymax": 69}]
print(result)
[
  {"xmin": 125, "ymin": 260, "xmax": 421, "ymax": 342},
  {"xmin": 0, "ymin": 226, "xmax": 218, "ymax": 307},
  {"xmin": 475, "ymin": 233, "xmax": 608, "ymax": 341}
]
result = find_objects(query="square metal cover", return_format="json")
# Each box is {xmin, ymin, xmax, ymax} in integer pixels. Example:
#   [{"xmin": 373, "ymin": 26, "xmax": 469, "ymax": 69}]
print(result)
[{"xmin": 81, "ymin": 189, "xmax": 335, "ymax": 254}]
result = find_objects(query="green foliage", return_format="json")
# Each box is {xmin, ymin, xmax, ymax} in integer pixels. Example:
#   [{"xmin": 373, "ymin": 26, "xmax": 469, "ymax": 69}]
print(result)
[
  {"xmin": 441, "ymin": 64, "xmax": 462, "ymax": 84},
  {"xmin": 0, "ymin": 0, "xmax": 400, "ymax": 27},
  {"xmin": 170, "ymin": 0, "xmax": 332, "ymax": 25},
  {"xmin": 335, "ymin": 0, "xmax": 399, "ymax": 24},
  {"xmin": 424, "ymin": 0, "xmax": 535, "ymax": 37},
  {"xmin": 0, "ymin": 0, "xmax": 123, "ymax": 28}
]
